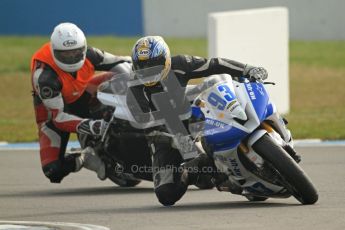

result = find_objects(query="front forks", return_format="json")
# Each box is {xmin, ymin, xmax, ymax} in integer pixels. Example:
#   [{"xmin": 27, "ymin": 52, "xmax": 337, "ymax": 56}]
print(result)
[{"xmin": 241, "ymin": 121, "xmax": 300, "ymax": 163}]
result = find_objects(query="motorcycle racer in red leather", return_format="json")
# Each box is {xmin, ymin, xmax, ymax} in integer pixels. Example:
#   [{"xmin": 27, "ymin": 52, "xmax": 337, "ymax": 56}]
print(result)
[{"xmin": 30, "ymin": 22, "xmax": 131, "ymax": 183}]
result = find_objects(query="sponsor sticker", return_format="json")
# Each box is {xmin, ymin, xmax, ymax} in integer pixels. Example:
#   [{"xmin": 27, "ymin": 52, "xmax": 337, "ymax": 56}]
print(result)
[
  {"xmin": 41, "ymin": 86, "xmax": 54, "ymax": 99},
  {"xmin": 63, "ymin": 40, "xmax": 77, "ymax": 47},
  {"xmin": 137, "ymin": 48, "xmax": 151, "ymax": 60}
]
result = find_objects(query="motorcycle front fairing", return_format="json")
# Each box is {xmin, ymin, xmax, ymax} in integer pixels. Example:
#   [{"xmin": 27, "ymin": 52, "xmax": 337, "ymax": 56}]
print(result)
[
  {"xmin": 191, "ymin": 77, "xmax": 272, "ymax": 153},
  {"xmin": 191, "ymin": 76, "xmax": 291, "ymax": 197}
]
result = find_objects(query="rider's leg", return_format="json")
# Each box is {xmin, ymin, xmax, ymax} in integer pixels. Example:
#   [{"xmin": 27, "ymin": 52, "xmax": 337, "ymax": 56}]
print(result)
[
  {"xmin": 151, "ymin": 141, "xmax": 187, "ymax": 206},
  {"xmin": 39, "ymin": 121, "xmax": 78, "ymax": 183},
  {"xmin": 39, "ymin": 121, "xmax": 106, "ymax": 182}
]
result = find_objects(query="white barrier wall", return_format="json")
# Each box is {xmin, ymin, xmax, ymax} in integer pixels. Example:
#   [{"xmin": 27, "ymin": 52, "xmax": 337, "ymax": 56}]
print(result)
[
  {"xmin": 143, "ymin": 0, "xmax": 345, "ymax": 40},
  {"xmin": 208, "ymin": 7, "xmax": 289, "ymax": 113}
]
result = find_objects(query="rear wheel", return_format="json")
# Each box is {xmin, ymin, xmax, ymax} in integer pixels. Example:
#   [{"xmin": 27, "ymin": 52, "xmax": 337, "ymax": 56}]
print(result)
[
  {"xmin": 117, "ymin": 179, "xmax": 141, "ymax": 187},
  {"xmin": 252, "ymin": 134, "xmax": 318, "ymax": 205},
  {"xmin": 108, "ymin": 174, "xmax": 141, "ymax": 187},
  {"xmin": 245, "ymin": 195, "xmax": 268, "ymax": 202}
]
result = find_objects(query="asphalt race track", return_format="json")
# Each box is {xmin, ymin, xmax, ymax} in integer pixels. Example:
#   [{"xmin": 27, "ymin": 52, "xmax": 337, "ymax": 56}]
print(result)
[{"xmin": 0, "ymin": 146, "xmax": 344, "ymax": 230}]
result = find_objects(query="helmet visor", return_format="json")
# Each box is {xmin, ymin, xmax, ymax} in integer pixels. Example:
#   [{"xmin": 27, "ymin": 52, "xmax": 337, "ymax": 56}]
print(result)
[
  {"xmin": 133, "ymin": 56, "xmax": 166, "ymax": 70},
  {"xmin": 54, "ymin": 47, "xmax": 85, "ymax": 64}
]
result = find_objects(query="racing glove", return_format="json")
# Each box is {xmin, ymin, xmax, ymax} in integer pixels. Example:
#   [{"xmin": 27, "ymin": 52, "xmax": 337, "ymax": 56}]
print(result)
[
  {"xmin": 77, "ymin": 119, "xmax": 108, "ymax": 137},
  {"xmin": 243, "ymin": 65, "xmax": 268, "ymax": 81}
]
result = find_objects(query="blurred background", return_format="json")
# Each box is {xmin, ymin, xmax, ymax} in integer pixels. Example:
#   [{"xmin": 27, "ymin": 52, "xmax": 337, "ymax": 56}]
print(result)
[{"xmin": 0, "ymin": 0, "xmax": 344, "ymax": 142}]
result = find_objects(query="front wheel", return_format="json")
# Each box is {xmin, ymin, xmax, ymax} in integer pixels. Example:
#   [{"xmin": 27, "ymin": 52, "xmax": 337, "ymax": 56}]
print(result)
[{"xmin": 252, "ymin": 134, "xmax": 318, "ymax": 205}]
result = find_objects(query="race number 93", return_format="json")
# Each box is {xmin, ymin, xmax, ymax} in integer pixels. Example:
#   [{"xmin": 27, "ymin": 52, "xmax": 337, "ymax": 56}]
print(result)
[{"xmin": 207, "ymin": 84, "xmax": 234, "ymax": 110}]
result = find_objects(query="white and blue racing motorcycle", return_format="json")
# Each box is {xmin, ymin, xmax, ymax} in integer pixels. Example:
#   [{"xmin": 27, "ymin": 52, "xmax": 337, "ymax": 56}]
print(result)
[
  {"xmin": 189, "ymin": 74, "xmax": 318, "ymax": 205},
  {"xmin": 96, "ymin": 66, "xmax": 318, "ymax": 204}
]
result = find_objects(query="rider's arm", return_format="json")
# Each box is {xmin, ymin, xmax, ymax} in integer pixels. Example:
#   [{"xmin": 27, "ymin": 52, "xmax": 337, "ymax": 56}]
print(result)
[
  {"xmin": 171, "ymin": 55, "xmax": 267, "ymax": 81},
  {"xmin": 87, "ymin": 47, "xmax": 131, "ymax": 71},
  {"xmin": 32, "ymin": 63, "xmax": 83, "ymax": 132},
  {"xmin": 172, "ymin": 55, "xmax": 245, "ymax": 79}
]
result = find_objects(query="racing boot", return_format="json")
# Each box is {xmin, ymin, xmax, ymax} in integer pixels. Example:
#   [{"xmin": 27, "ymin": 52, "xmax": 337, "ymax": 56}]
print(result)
[
  {"xmin": 75, "ymin": 147, "xmax": 107, "ymax": 180},
  {"xmin": 194, "ymin": 174, "xmax": 215, "ymax": 189},
  {"xmin": 180, "ymin": 153, "xmax": 216, "ymax": 186},
  {"xmin": 215, "ymin": 176, "xmax": 243, "ymax": 195}
]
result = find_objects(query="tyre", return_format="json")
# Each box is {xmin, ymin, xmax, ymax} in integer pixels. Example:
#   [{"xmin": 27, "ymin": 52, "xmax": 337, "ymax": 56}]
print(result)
[
  {"xmin": 252, "ymin": 134, "xmax": 318, "ymax": 205},
  {"xmin": 108, "ymin": 174, "xmax": 141, "ymax": 187},
  {"xmin": 245, "ymin": 195, "xmax": 268, "ymax": 202}
]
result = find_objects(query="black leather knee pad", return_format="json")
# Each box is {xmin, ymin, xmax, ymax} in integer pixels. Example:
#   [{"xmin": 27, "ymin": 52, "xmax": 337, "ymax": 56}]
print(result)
[
  {"xmin": 42, "ymin": 154, "xmax": 78, "ymax": 183},
  {"xmin": 155, "ymin": 183, "xmax": 187, "ymax": 206},
  {"xmin": 42, "ymin": 161, "xmax": 66, "ymax": 183}
]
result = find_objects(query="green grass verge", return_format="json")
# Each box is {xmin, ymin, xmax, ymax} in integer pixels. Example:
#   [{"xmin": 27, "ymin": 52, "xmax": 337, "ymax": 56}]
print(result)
[
  {"xmin": 287, "ymin": 41, "xmax": 345, "ymax": 139},
  {"xmin": 0, "ymin": 36, "xmax": 344, "ymax": 142}
]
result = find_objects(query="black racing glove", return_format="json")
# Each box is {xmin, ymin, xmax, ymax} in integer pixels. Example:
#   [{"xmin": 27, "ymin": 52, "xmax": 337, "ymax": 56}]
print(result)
[
  {"xmin": 77, "ymin": 119, "xmax": 108, "ymax": 136},
  {"xmin": 243, "ymin": 65, "xmax": 268, "ymax": 81}
]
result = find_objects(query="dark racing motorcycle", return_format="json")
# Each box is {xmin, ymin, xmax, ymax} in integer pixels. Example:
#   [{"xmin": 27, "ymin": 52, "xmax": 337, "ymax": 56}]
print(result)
[{"xmin": 83, "ymin": 65, "xmax": 213, "ymax": 189}]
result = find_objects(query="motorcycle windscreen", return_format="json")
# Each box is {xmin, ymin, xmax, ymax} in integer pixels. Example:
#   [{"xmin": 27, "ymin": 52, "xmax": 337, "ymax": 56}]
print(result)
[
  {"xmin": 97, "ymin": 65, "xmax": 165, "ymax": 95},
  {"xmin": 97, "ymin": 66, "xmax": 165, "ymax": 123},
  {"xmin": 244, "ymin": 82, "xmax": 270, "ymax": 121}
]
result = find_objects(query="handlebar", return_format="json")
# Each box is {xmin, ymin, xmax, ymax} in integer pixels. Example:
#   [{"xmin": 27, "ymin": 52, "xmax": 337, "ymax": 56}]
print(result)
[{"xmin": 264, "ymin": 82, "xmax": 276, "ymax": 85}]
